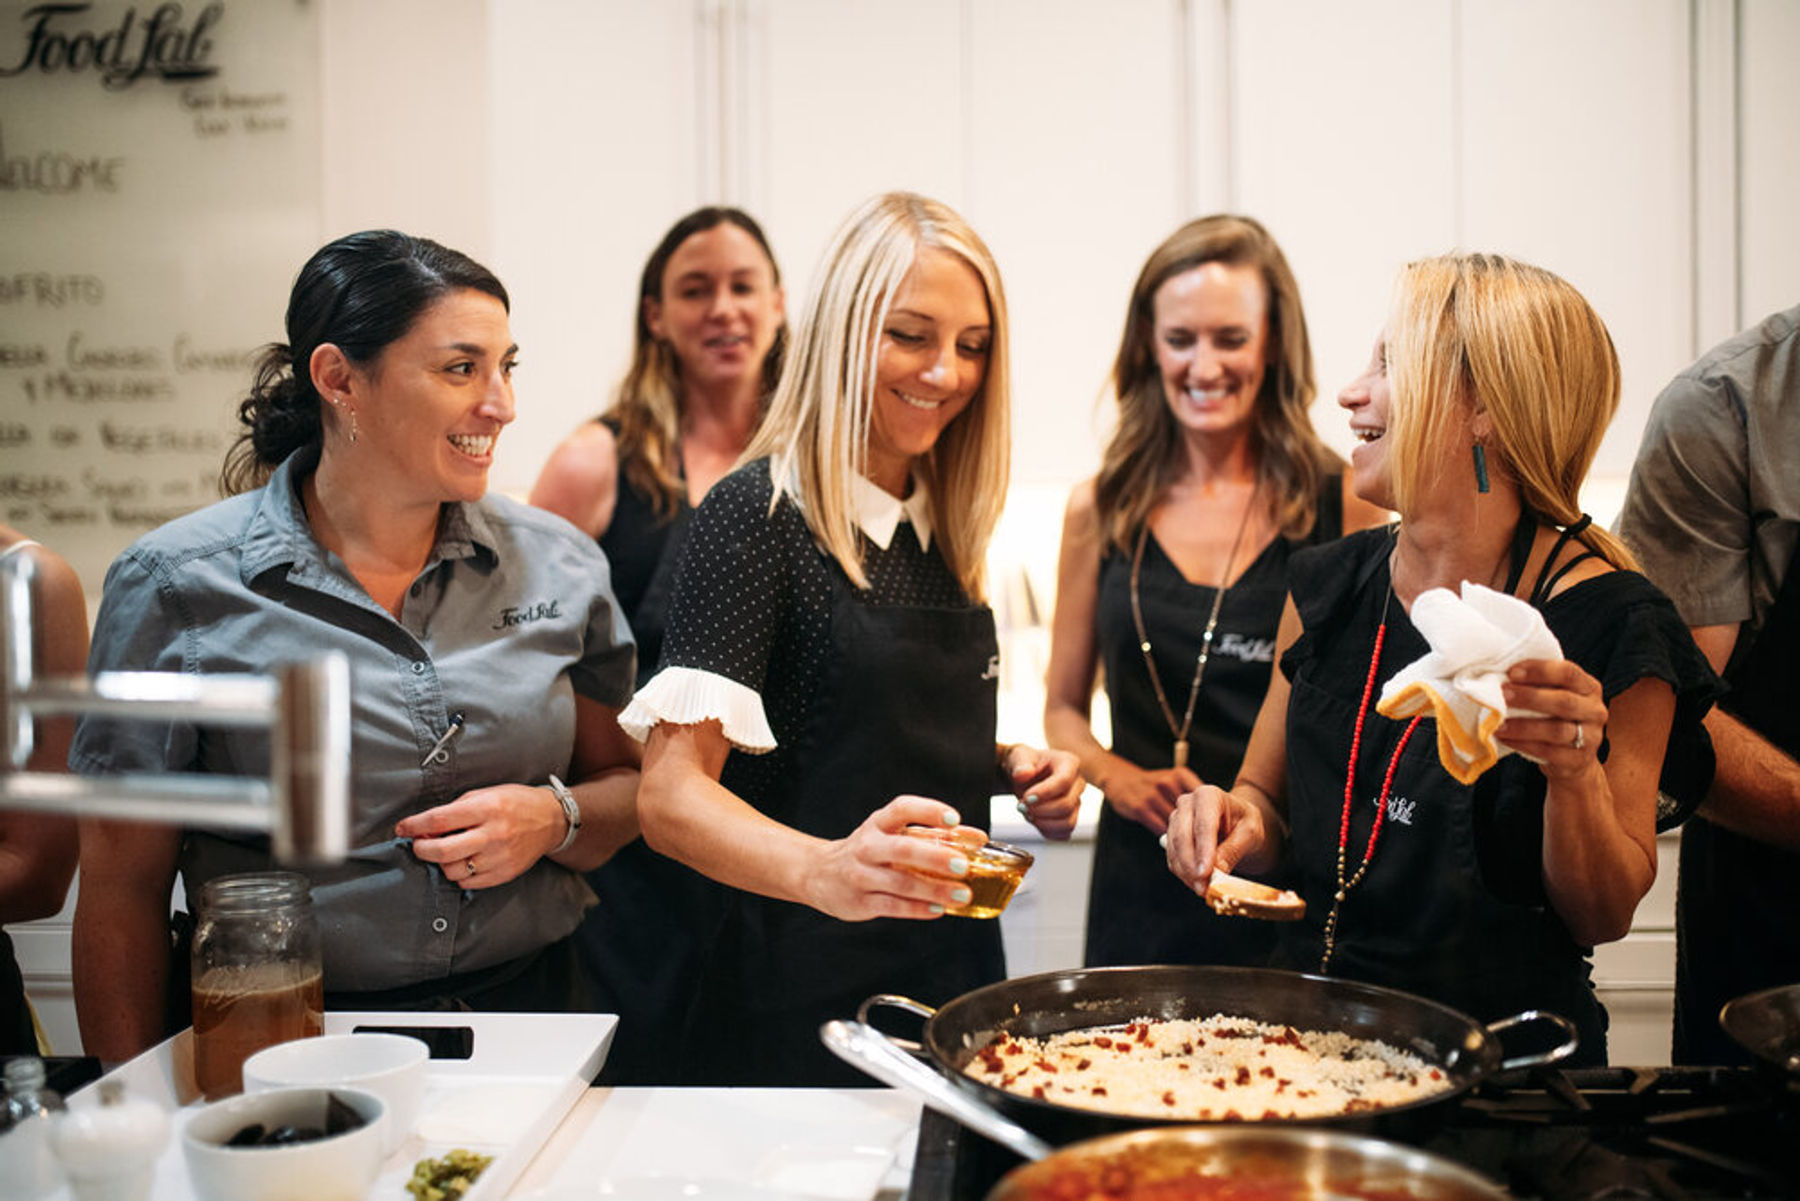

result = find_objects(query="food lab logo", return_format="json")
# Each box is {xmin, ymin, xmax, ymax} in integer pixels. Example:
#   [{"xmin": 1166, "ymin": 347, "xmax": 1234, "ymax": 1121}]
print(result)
[{"xmin": 0, "ymin": 2, "xmax": 223, "ymax": 89}]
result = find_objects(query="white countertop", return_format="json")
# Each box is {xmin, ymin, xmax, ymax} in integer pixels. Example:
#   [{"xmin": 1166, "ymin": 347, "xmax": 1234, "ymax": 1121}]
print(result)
[{"xmin": 506, "ymin": 1088, "xmax": 922, "ymax": 1200}]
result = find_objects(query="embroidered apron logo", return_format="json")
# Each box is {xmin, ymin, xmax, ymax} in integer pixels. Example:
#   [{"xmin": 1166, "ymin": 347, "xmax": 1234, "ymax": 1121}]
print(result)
[
  {"xmin": 982, "ymin": 655, "xmax": 1000, "ymax": 681},
  {"xmin": 1384, "ymin": 795, "xmax": 1416, "ymax": 826},
  {"xmin": 1214, "ymin": 633, "xmax": 1275, "ymax": 663},
  {"xmin": 493, "ymin": 600, "xmax": 561, "ymax": 630}
]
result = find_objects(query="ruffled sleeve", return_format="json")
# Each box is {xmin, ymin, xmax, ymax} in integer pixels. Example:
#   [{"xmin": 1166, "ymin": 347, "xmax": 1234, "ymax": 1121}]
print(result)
[{"xmin": 618, "ymin": 665, "xmax": 778, "ymax": 753}]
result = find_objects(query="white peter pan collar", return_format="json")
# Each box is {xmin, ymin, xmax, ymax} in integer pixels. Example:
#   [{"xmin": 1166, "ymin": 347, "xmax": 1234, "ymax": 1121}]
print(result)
[
  {"xmin": 770, "ymin": 458, "xmax": 934, "ymax": 551},
  {"xmin": 852, "ymin": 470, "xmax": 933, "ymax": 551}
]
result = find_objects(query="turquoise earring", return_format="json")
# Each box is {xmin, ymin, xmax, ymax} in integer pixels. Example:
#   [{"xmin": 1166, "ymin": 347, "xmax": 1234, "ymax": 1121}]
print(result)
[{"xmin": 1472, "ymin": 443, "xmax": 1490, "ymax": 493}]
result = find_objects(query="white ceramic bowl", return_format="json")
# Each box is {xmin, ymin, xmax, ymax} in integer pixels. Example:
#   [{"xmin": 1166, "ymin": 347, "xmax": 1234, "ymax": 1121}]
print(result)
[
  {"xmin": 181, "ymin": 1085, "xmax": 385, "ymax": 1201},
  {"xmin": 244, "ymin": 1032, "xmax": 427, "ymax": 1154}
]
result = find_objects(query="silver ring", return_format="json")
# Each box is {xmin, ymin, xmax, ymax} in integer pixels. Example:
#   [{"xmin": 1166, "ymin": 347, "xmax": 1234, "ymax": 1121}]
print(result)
[
  {"xmin": 1571, "ymin": 724, "xmax": 1585, "ymax": 751},
  {"xmin": 464, "ymin": 857, "xmax": 478, "ymax": 878}
]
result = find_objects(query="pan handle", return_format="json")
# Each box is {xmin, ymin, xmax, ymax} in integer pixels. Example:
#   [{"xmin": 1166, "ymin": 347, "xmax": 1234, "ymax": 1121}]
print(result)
[
  {"xmin": 821, "ymin": 1019, "xmax": 1054, "ymax": 1163},
  {"xmin": 855, "ymin": 993, "xmax": 939, "ymax": 1055},
  {"xmin": 1484, "ymin": 1009, "xmax": 1580, "ymax": 1071}
]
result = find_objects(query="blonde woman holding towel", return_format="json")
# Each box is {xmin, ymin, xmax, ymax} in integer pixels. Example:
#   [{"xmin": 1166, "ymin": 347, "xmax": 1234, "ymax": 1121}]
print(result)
[{"xmin": 1165, "ymin": 254, "xmax": 1715, "ymax": 1063}]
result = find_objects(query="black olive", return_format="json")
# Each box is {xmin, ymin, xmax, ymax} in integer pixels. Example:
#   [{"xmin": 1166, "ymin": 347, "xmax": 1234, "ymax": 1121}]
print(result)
[
  {"xmin": 226, "ymin": 1123, "xmax": 266, "ymax": 1147},
  {"xmin": 262, "ymin": 1124, "xmax": 325, "ymax": 1145},
  {"xmin": 324, "ymin": 1093, "xmax": 365, "ymax": 1135}
]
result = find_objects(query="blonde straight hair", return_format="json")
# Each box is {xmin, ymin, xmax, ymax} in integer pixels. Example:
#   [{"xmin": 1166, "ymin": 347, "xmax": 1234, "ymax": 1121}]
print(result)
[
  {"xmin": 741, "ymin": 192, "xmax": 1010, "ymax": 599},
  {"xmin": 1386, "ymin": 252, "xmax": 1637, "ymax": 570}
]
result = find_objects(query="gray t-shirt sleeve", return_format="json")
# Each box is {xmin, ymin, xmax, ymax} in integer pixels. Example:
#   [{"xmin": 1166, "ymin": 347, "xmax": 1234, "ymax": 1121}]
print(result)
[
  {"xmin": 69, "ymin": 548, "xmax": 200, "ymax": 775},
  {"xmin": 570, "ymin": 547, "xmax": 638, "ymax": 707},
  {"xmin": 1617, "ymin": 371, "xmax": 1752, "ymax": 628}
]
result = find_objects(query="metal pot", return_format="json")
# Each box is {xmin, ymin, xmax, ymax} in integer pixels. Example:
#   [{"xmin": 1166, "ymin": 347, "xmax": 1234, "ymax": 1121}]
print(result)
[
  {"xmin": 851, "ymin": 965, "xmax": 1576, "ymax": 1145},
  {"xmin": 985, "ymin": 1125, "xmax": 1509, "ymax": 1201},
  {"xmin": 1720, "ymin": 982, "xmax": 1800, "ymax": 1076}
]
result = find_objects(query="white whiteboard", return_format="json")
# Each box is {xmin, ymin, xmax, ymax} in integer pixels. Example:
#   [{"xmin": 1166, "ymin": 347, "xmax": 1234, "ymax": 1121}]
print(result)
[{"xmin": 0, "ymin": 0, "xmax": 322, "ymax": 600}]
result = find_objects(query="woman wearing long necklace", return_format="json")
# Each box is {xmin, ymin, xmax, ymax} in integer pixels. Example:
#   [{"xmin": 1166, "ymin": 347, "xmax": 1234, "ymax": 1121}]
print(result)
[
  {"xmin": 1165, "ymin": 254, "xmax": 1716, "ymax": 1063},
  {"xmin": 1045, "ymin": 216, "xmax": 1386, "ymax": 969}
]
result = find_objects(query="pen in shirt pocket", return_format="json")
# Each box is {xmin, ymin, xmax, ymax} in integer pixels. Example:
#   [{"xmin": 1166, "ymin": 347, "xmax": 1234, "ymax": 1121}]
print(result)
[{"xmin": 422, "ymin": 710, "xmax": 465, "ymax": 768}]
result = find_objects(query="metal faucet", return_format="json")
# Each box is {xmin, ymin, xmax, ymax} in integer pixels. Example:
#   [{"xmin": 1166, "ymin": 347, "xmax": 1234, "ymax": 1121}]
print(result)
[{"xmin": 0, "ymin": 551, "xmax": 352, "ymax": 862}]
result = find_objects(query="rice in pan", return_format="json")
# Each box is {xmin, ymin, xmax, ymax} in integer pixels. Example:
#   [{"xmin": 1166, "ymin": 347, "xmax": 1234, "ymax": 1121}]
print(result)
[{"xmin": 962, "ymin": 1014, "xmax": 1452, "ymax": 1120}]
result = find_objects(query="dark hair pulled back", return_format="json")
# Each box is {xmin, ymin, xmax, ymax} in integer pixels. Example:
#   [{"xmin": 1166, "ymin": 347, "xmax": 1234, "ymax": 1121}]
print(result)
[{"xmin": 220, "ymin": 230, "xmax": 509, "ymax": 495}]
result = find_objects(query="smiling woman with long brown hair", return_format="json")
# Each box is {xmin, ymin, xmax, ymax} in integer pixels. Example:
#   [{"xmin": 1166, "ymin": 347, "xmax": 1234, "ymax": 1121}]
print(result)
[{"xmin": 1045, "ymin": 215, "xmax": 1386, "ymax": 971}]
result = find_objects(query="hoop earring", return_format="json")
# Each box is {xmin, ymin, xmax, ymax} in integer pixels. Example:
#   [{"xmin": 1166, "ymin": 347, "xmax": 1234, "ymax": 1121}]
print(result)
[{"xmin": 1472, "ymin": 442, "xmax": 1490, "ymax": 493}]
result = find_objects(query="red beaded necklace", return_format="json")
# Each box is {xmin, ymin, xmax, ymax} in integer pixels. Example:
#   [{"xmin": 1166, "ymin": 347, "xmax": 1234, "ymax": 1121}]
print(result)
[{"xmin": 1318, "ymin": 587, "xmax": 1423, "ymax": 974}]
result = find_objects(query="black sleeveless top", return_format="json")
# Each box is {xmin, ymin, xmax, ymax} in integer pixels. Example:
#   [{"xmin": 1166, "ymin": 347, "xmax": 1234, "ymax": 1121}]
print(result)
[
  {"xmin": 1083, "ymin": 474, "xmax": 1344, "ymax": 968},
  {"xmin": 1276, "ymin": 524, "xmax": 1716, "ymax": 1062},
  {"xmin": 595, "ymin": 417, "xmax": 693, "ymax": 687}
]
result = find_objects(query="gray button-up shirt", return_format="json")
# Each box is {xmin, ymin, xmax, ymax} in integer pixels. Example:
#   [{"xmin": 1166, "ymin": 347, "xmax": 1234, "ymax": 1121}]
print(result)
[
  {"xmin": 71, "ymin": 448, "xmax": 636, "ymax": 991},
  {"xmin": 1619, "ymin": 305, "xmax": 1800, "ymax": 637}
]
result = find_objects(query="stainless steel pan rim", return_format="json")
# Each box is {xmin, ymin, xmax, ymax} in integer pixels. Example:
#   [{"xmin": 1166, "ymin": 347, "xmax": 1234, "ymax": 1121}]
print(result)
[
  {"xmin": 1719, "ymin": 981, "xmax": 1800, "ymax": 1075},
  {"xmin": 983, "ymin": 1125, "xmax": 1512, "ymax": 1201},
  {"xmin": 855, "ymin": 964, "xmax": 1577, "ymax": 1137}
]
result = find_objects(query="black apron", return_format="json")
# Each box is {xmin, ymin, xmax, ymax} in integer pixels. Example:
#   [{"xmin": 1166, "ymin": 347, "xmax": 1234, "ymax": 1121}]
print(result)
[
  {"xmin": 1275, "ymin": 532, "xmax": 1608, "ymax": 1064},
  {"xmin": 1674, "ymin": 541, "xmax": 1800, "ymax": 1065},
  {"xmin": 1085, "ymin": 479, "xmax": 1340, "ymax": 969},
  {"xmin": 677, "ymin": 552, "xmax": 1005, "ymax": 1086},
  {"xmin": 581, "ymin": 425, "xmax": 713, "ymax": 1084}
]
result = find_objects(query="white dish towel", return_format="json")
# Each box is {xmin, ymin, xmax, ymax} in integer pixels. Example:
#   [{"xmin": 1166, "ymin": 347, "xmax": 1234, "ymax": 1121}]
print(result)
[{"xmin": 1375, "ymin": 582, "xmax": 1562, "ymax": 784}]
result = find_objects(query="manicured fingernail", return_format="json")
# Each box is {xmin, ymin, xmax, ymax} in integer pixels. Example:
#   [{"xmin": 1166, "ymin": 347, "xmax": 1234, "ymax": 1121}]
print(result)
[
  {"xmin": 1016, "ymin": 800, "xmax": 1029, "ymax": 815},
  {"xmin": 1158, "ymin": 834, "xmax": 1168, "ymax": 849},
  {"xmin": 928, "ymin": 904, "xmax": 945, "ymax": 915},
  {"xmin": 948, "ymin": 856, "xmax": 969, "ymax": 876},
  {"xmin": 1024, "ymin": 793, "xmax": 1040, "ymax": 806},
  {"xmin": 941, "ymin": 809, "xmax": 960, "ymax": 825},
  {"xmin": 952, "ymin": 887, "xmax": 972, "ymax": 904}
]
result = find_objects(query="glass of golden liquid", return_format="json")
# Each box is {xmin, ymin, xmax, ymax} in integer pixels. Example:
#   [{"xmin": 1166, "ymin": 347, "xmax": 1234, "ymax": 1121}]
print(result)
[{"xmin": 903, "ymin": 826, "xmax": 1035, "ymax": 918}]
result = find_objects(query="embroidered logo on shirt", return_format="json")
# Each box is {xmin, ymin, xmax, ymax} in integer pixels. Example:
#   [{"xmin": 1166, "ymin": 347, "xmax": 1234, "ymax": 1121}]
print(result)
[
  {"xmin": 1214, "ymin": 633, "xmax": 1275, "ymax": 663},
  {"xmin": 982, "ymin": 655, "xmax": 1001, "ymax": 681},
  {"xmin": 1385, "ymin": 795, "xmax": 1416, "ymax": 826},
  {"xmin": 493, "ymin": 600, "xmax": 562, "ymax": 630}
]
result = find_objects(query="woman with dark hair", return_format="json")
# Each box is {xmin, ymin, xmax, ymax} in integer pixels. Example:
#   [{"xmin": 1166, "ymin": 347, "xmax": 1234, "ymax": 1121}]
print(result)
[
  {"xmin": 529, "ymin": 208, "xmax": 785, "ymax": 1083},
  {"xmin": 71, "ymin": 230, "xmax": 641, "ymax": 1065},
  {"xmin": 1044, "ymin": 215, "xmax": 1386, "ymax": 969},
  {"xmin": 1166, "ymin": 254, "xmax": 1715, "ymax": 1063}
]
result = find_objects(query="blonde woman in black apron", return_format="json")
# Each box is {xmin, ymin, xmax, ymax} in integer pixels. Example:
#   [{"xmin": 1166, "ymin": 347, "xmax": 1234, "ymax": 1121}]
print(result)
[
  {"xmin": 1165, "ymin": 254, "xmax": 1715, "ymax": 1064},
  {"xmin": 622, "ymin": 192, "xmax": 1083, "ymax": 1086}
]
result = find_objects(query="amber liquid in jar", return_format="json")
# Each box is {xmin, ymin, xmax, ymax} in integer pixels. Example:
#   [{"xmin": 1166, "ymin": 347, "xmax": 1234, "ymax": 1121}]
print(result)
[{"xmin": 192, "ymin": 964, "xmax": 325, "ymax": 1100}]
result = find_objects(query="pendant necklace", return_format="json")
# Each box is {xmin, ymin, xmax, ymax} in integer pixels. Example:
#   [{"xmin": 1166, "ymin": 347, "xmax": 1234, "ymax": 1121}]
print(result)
[
  {"xmin": 1319, "ymin": 582, "xmax": 1424, "ymax": 974},
  {"xmin": 1128, "ymin": 476, "xmax": 1262, "ymax": 771}
]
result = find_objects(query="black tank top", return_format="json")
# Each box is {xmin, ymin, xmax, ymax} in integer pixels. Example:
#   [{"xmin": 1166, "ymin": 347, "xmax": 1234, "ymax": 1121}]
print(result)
[{"xmin": 595, "ymin": 417, "xmax": 693, "ymax": 687}]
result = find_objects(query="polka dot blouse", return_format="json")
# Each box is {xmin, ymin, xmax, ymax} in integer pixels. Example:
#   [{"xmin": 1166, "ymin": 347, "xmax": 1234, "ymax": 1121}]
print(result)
[{"xmin": 655, "ymin": 458, "xmax": 976, "ymax": 804}]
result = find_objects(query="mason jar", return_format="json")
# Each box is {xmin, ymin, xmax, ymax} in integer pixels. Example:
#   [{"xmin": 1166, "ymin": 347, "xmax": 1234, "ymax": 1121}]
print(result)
[{"xmin": 190, "ymin": 871, "xmax": 324, "ymax": 1100}]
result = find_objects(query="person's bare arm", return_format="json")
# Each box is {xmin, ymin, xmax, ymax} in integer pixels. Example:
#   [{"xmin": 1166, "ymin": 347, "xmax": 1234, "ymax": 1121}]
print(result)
[
  {"xmin": 1687, "ymin": 623, "xmax": 1800, "ymax": 850},
  {"xmin": 72, "ymin": 819, "xmax": 181, "ymax": 1064},
  {"xmin": 528, "ymin": 422, "xmax": 621, "ymax": 539},
  {"xmin": 1165, "ymin": 597, "xmax": 1299, "ymax": 890},
  {"xmin": 0, "ymin": 541, "xmax": 85, "ymax": 922},
  {"xmin": 1042, "ymin": 483, "xmax": 1199, "ymax": 833},
  {"xmin": 638, "ymin": 720, "xmax": 981, "ymax": 921}
]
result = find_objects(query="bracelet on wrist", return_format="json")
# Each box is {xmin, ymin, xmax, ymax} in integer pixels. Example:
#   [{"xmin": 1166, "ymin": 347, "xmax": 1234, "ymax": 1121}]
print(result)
[{"xmin": 545, "ymin": 774, "xmax": 580, "ymax": 855}]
